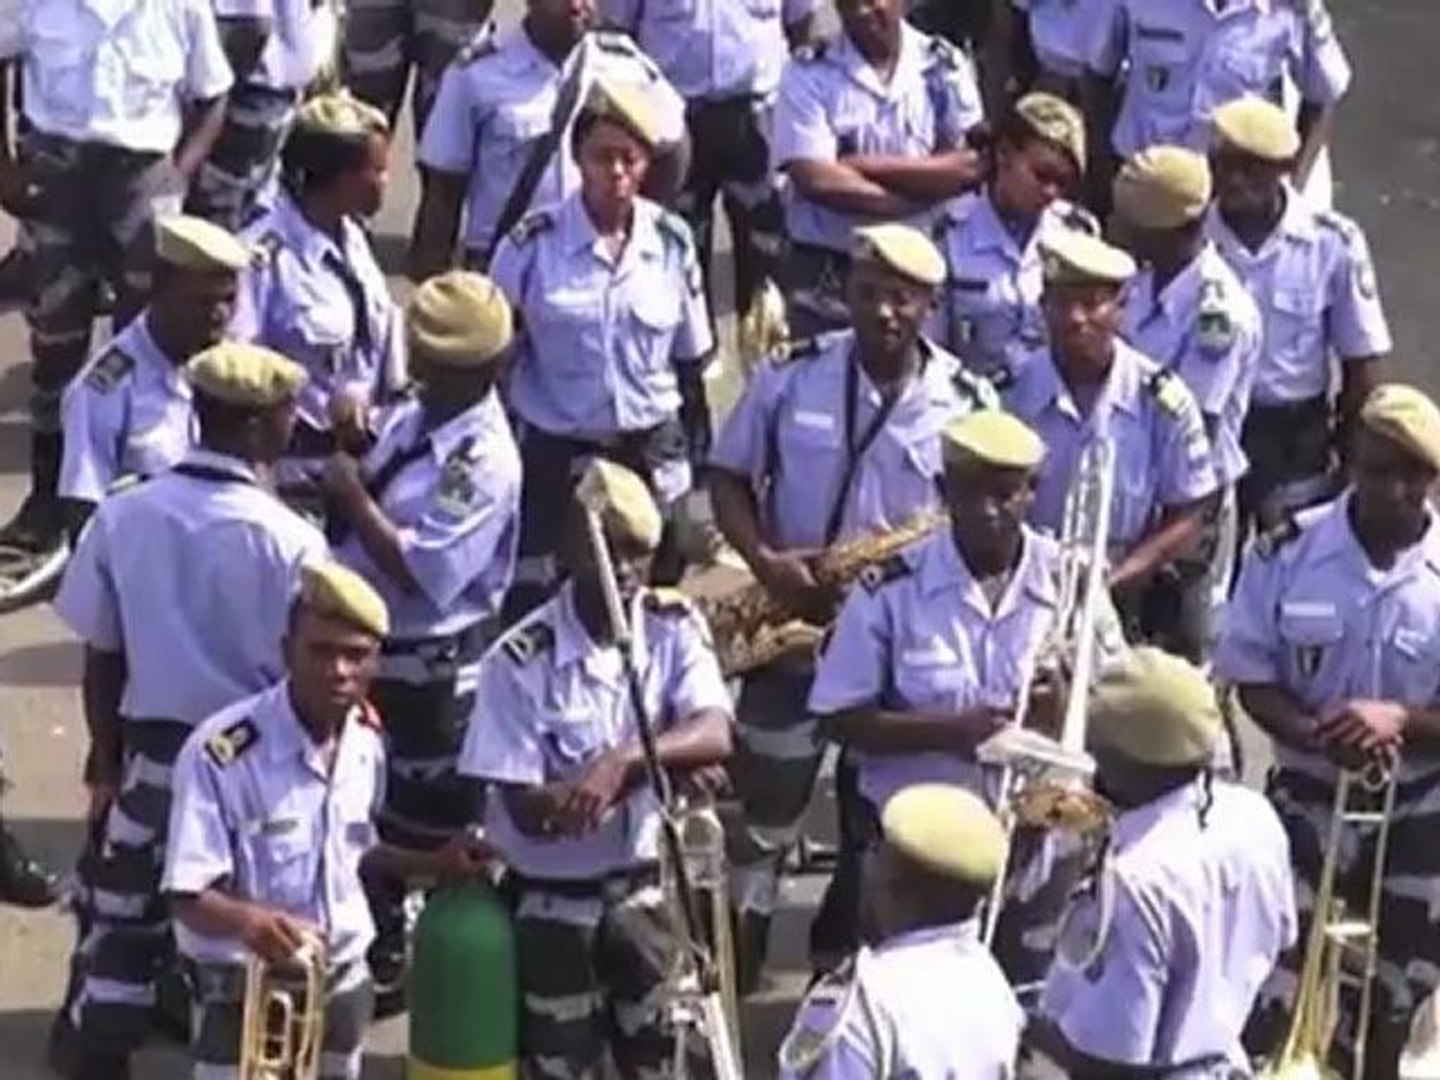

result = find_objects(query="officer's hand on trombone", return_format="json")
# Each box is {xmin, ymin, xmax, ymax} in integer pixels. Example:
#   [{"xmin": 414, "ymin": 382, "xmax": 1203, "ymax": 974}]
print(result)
[{"xmin": 1315, "ymin": 698, "xmax": 1406, "ymax": 771}]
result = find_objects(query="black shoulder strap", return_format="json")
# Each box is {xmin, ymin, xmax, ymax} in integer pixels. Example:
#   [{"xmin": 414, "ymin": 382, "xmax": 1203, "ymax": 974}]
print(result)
[
  {"xmin": 172, "ymin": 463, "xmax": 255, "ymax": 486},
  {"xmin": 325, "ymin": 435, "xmax": 434, "ymax": 545}
]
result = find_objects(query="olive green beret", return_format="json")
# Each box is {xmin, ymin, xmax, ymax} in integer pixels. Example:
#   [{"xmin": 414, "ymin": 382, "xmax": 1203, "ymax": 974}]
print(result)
[
  {"xmin": 574, "ymin": 459, "xmax": 663, "ymax": 552},
  {"xmin": 882, "ymin": 784, "xmax": 1006, "ymax": 887},
  {"xmin": 155, "ymin": 215, "xmax": 252, "ymax": 273},
  {"xmin": 580, "ymin": 75, "xmax": 663, "ymax": 150},
  {"xmin": 851, "ymin": 223, "xmax": 946, "ymax": 287},
  {"xmin": 1015, "ymin": 91, "xmax": 1086, "ymax": 171},
  {"xmin": 299, "ymin": 561, "xmax": 390, "ymax": 638},
  {"xmin": 1113, "ymin": 146, "xmax": 1213, "ymax": 230},
  {"xmin": 1212, "ymin": 96, "xmax": 1299, "ymax": 162},
  {"xmin": 294, "ymin": 90, "xmax": 389, "ymax": 138},
  {"xmin": 941, "ymin": 409, "xmax": 1045, "ymax": 470},
  {"xmin": 1360, "ymin": 383, "xmax": 1440, "ymax": 473},
  {"xmin": 407, "ymin": 271, "xmax": 513, "ymax": 368},
  {"xmin": 185, "ymin": 342, "xmax": 307, "ymax": 408},
  {"xmin": 1042, "ymin": 228, "xmax": 1136, "ymax": 286},
  {"xmin": 1088, "ymin": 647, "xmax": 1222, "ymax": 767}
]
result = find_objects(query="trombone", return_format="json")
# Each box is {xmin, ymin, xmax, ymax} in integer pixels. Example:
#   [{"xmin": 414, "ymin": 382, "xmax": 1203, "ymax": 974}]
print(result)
[{"xmin": 240, "ymin": 935, "xmax": 328, "ymax": 1080}]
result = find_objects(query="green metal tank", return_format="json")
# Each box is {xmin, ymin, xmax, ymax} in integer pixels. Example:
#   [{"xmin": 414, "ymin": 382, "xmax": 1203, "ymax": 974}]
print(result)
[{"xmin": 407, "ymin": 881, "xmax": 517, "ymax": 1080}]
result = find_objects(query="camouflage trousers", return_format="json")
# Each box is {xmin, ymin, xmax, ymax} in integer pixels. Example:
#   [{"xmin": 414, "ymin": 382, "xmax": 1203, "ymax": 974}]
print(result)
[
  {"xmin": 1246, "ymin": 766, "xmax": 1440, "ymax": 1079},
  {"xmin": 342, "ymin": 0, "xmax": 495, "ymax": 135},
  {"xmin": 65, "ymin": 719, "xmax": 191, "ymax": 1057},
  {"xmin": 186, "ymin": 954, "xmax": 373, "ymax": 1079},
  {"xmin": 185, "ymin": 82, "xmax": 299, "ymax": 232},
  {"xmin": 510, "ymin": 872, "xmax": 700, "ymax": 1079}
]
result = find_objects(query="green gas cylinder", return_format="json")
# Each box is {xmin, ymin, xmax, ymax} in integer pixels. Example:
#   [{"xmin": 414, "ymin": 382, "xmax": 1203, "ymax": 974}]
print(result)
[{"xmin": 408, "ymin": 881, "xmax": 517, "ymax": 1080}]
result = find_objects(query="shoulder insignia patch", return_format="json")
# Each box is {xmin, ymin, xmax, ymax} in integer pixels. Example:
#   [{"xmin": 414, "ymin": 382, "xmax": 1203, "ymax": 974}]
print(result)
[
  {"xmin": 206, "ymin": 718, "xmax": 259, "ymax": 768},
  {"xmin": 1254, "ymin": 512, "xmax": 1301, "ymax": 559},
  {"xmin": 502, "ymin": 621, "xmax": 556, "ymax": 666},
  {"xmin": 858, "ymin": 554, "xmax": 911, "ymax": 594},
  {"xmin": 644, "ymin": 587, "xmax": 695, "ymax": 616},
  {"xmin": 1196, "ymin": 277, "xmax": 1237, "ymax": 353},
  {"xmin": 1145, "ymin": 368, "xmax": 1188, "ymax": 418},
  {"xmin": 511, "ymin": 210, "xmax": 555, "ymax": 246},
  {"xmin": 954, "ymin": 365, "xmax": 1000, "ymax": 411},
  {"xmin": 84, "ymin": 348, "xmax": 135, "ymax": 394},
  {"xmin": 434, "ymin": 438, "xmax": 482, "ymax": 518},
  {"xmin": 455, "ymin": 20, "xmax": 498, "ymax": 65},
  {"xmin": 777, "ymin": 959, "xmax": 856, "ymax": 1075}
]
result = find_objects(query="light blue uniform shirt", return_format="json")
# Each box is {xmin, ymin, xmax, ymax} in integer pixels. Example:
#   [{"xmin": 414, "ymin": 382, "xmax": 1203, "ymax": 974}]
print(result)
[
  {"xmin": 458, "ymin": 585, "xmax": 732, "ymax": 881},
  {"xmin": 778, "ymin": 921, "xmax": 1022, "ymax": 1080},
  {"xmin": 772, "ymin": 22, "xmax": 984, "ymax": 253},
  {"xmin": 1041, "ymin": 780, "xmax": 1295, "ymax": 1074},
  {"xmin": 1003, "ymin": 340, "xmax": 1218, "ymax": 557},
  {"xmin": 1121, "ymin": 242, "xmax": 1261, "ymax": 489},
  {"xmin": 1214, "ymin": 494, "xmax": 1440, "ymax": 783},
  {"xmin": 419, "ymin": 27, "xmax": 687, "ymax": 258},
  {"xmin": 599, "ymin": 0, "xmax": 819, "ymax": 101},
  {"xmin": 710, "ymin": 332, "xmax": 996, "ymax": 552},
  {"xmin": 59, "ymin": 312, "xmax": 196, "ymax": 504},
  {"xmin": 931, "ymin": 190, "xmax": 1096, "ymax": 378},
  {"xmin": 1085, "ymin": 0, "xmax": 1351, "ymax": 159},
  {"xmin": 54, "ymin": 449, "xmax": 327, "ymax": 724},
  {"xmin": 1206, "ymin": 191, "xmax": 1391, "ymax": 406},
  {"xmin": 212, "ymin": 0, "xmax": 330, "ymax": 89},
  {"xmin": 16, "ymin": 0, "xmax": 233, "ymax": 152},
  {"xmin": 163, "ymin": 682, "xmax": 387, "ymax": 966},
  {"xmin": 232, "ymin": 190, "xmax": 405, "ymax": 437},
  {"xmin": 335, "ymin": 390, "xmax": 522, "ymax": 640},
  {"xmin": 1012, "ymin": 0, "xmax": 1116, "ymax": 80},
  {"xmin": 490, "ymin": 192, "xmax": 714, "ymax": 438}
]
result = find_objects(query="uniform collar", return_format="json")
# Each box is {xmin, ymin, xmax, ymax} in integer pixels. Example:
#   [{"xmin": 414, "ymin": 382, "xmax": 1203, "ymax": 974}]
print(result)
[
  {"xmin": 1208, "ymin": 183, "xmax": 1313, "ymax": 257},
  {"xmin": 1112, "ymin": 776, "xmax": 1207, "ymax": 851},
  {"xmin": 558, "ymin": 192, "xmax": 666, "ymax": 264},
  {"xmin": 876, "ymin": 917, "xmax": 982, "ymax": 955},
  {"xmin": 507, "ymin": 22, "xmax": 561, "ymax": 73},
  {"xmin": 421, "ymin": 388, "xmax": 507, "ymax": 466},
  {"xmin": 261, "ymin": 682, "xmax": 368, "ymax": 780},
  {"xmin": 837, "ymin": 20, "xmax": 928, "ymax": 99},
  {"xmin": 1306, "ymin": 491, "xmax": 1440, "ymax": 580},
  {"xmin": 550, "ymin": 582, "xmax": 654, "ymax": 680},
  {"xmin": 918, "ymin": 526, "xmax": 1058, "ymax": 614},
  {"xmin": 130, "ymin": 313, "xmax": 193, "ymax": 395},
  {"xmin": 273, "ymin": 190, "xmax": 368, "ymax": 274},
  {"xmin": 177, "ymin": 448, "xmax": 261, "ymax": 483},
  {"xmin": 968, "ymin": 190, "xmax": 1034, "ymax": 260},
  {"xmin": 1132, "ymin": 241, "xmax": 1219, "ymax": 324},
  {"xmin": 1020, "ymin": 338, "xmax": 1147, "ymax": 422}
]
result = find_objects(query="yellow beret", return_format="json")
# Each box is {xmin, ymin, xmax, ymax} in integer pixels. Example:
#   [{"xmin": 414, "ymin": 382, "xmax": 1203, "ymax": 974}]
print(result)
[
  {"xmin": 294, "ymin": 90, "xmax": 389, "ymax": 138},
  {"xmin": 185, "ymin": 342, "xmax": 308, "ymax": 408},
  {"xmin": 942, "ymin": 409, "xmax": 1045, "ymax": 470},
  {"xmin": 1088, "ymin": 647, "xmax": 1222, "ymax": 767},
  {"xmin": 299, "ymin": 561, "xmax": 390, "ymax": 638},
  {"xmin": 155, "ymin": 215, "xmax": 252, "ymax": 273},
  {"xmin": 1211, "ymin": 96, "xmax": 1299, "ymax": 162},
  {"xmin": 1015, "ymin": 91, "xmax": 1086, "ymax": 170},
  {"xmin": 1113, "ymin": 146, "xmax": 1212, "ymax": 230},
  {"xmin": 580, "ymin": 75, "xmax": 663, "ymax": 150},
  {"xmin": 1359, "ymin": 383, "xmax": 1440, "ymax": 473},
  {"xmin": 881, "ymin": 784, "xmax": 1006, "ymax": 887},
  {"xmin": 574, "ymin": 459, "xmax": 663, "ymax": 552},
  {"xmin": 407, "ymin": 271, "xmax": 513, "ymax": 369},
  {"xmin": 1042, "ymin": 228, "xmax": 1136, "ymax": 286},
  {"xmin": 851, "ymin": 223, "xmax": 946, "ymax": 287}
]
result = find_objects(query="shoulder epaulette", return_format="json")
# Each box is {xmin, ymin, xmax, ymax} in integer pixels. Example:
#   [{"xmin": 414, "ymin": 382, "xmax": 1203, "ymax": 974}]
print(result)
[
  {"xmin": 84, "ymin": 348, "xmax": 135, "ymax": 394},
  {"xmin": 926, "ymin": 34, "xmax": 963, "ymax": 70},
  {"xmin": 857, "ymin": 553, "xmax": 912, "ymax": 594},
  {"xmin": 593, "ymin": 29, "xmax": 638, "ymax": 55},
  {"xmin": 644, "ymin": 587, "xmax": 695, "ymax": 617},
  {"xmin": 1057, "ymin": 202, "xmax": 1100, "ymax": 236},
  {"xmin": 793, "ymin": 38, "xmax": 832, "ymax": 63},
  {"xmin": 987, "ymin": 364, "xmax": 1017, "ymax": 394},
  {"xmin": 1314, "ymin": 207, "xmax": 1361, "ymax": 244},
  {"xmin": 502, "ymin": 621, "xmax": 556, "ymax": 665},
  {"xmin": 656, "ymin": 209, "xmax": 694, "ymax": 252},
  {"xmin": 1145, "ymin": 368, "xmax": 1188, "ymax": 418},
  {"xmin": 107, "ymin": 472, "xmax": 146, "ymax": 496},
  {"xmin": 455, "ymin": 20, "xmax": 498, "ymax": 65},
  {"xmin": 776, "ymin": 336, "xmax": 823, "ymax": 366},
  {"xmin": 1254, "ymin": 512, "xmax": 1302, "ymax": 559},
  {"xmin": 206, "ymin": 717, "xmax": 259, "ymax": 767},
  {"xmin": 954, "ymin": 365, "xmax": 999, "ymax": 410},
  {"xmin": 777, "ymin": 959, "xmax": 857, "ymax": 1075},
  {"xmin": 510, "ymin": 210, "xmax": 555, "ymax": 246}
]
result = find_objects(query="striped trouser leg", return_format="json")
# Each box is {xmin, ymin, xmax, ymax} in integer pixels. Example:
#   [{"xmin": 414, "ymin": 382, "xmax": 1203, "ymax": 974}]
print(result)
[
  {"xmin": 190, "ymin": 956, "xmax": 374, "ymax": 1079},
  {"xmin": 343, "ymin": 0, "xmax": 415, "ymax": 127},
  {"xmin": 185, "ymin": 82, "xmax": 299, "ymax": 231},
  {"xmin": 514, "ymin": 892, "xmax": 608, "ymax": 1080},
  {"xmin": 410, "ymin": 0, "xmax": 494, "ymax": 136},
  {"xmin": 68, "ymin": 720, "xmax": 191, "ymax": 1057},
  {"xmin": 601, "ymin": 884, "xmax": 696, "ymax": 1079}
]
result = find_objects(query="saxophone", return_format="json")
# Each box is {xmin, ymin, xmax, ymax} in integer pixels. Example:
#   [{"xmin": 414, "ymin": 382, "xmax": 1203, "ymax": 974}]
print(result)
[{"xmin": 683, "ymin": 512, "xmax": 944, "ymax": 677}]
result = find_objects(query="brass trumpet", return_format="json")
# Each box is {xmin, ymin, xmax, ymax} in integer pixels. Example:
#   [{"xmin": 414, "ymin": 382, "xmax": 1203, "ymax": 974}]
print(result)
[{"xmin": 240, "ymin": 936, "xmax": 327, "ymax": 1080}]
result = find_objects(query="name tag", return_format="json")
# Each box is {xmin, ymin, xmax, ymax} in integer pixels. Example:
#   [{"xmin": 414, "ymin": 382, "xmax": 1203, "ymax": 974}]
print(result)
[
  {"xmin": 1280, "ymin": 601, "xmax": 1337, "ymax": 620},
  {"xmin": 793, "ymin": 410, "xmax": 836, "ymax": 432},
  {"xmin": 250, "ymin": 817, "xmax": 299, "ymax": 838},
  {"xmin": 902, "ymin": 644, "xmax": 957, "ymax": 667},
  {"xmin": 951, "ymin": 278, "xmax": 989, "ymax": 293}
]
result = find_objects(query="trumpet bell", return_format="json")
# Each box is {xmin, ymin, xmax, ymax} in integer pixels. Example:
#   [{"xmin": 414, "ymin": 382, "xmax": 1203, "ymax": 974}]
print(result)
[{"xmin": 1012, "ymin": 784, "xmax": 1111, "ymax": 834}]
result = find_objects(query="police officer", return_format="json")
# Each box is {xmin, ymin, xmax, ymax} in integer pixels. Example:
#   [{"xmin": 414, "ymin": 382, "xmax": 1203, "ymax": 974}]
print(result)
[
  {"xmin": 409, "ymin": 0, "xmax": 688, "ymax": 278},
  {"xmin": 189, "ymin": 0, "xmax": 336, "ymax": 229},
  {"xmin": 0, "ymin": 0, "xmax": 234, "ymax": 608},
  {"xmin": 709, "ymin": 224, "xmax": 997, "ymax": 988},
  {"xmin": 490, "ymin": 77, "xmax": 713, "ymax": 618},
  {"xmin": 932, "ymin": 91, "xmax": 1092, "ymax": 380},
  {"xmin": 985, "ymin": 0, "xmax": 1116, "ymax": 104},
  {"xmin": 59, "ymin": 215, "xmax": 251, "ymax": 532},
  {"xmin": 1003, "ymin": 228, "xmax": 1218, "ymax": 650},
  {"xmin": 808, "ymin": 409, "xmax": 1124, "ymax": 984},
  {"xmin": 778, "ymin": 784, "xmax": 1022, "ymax": 1079},
  {"xmin": 1216, "ymin": 384, "xmax": 1440, "ymax": 1075},
  {"xmin": 458, "ymin": 460, "xmax": 734, "ymax": 1077},
  {"xmin": 232, "ymin": 91, "xmax": 405, "ymax": 515},
  {"xmin": 344, "ymin": 0, "xmax": 493, "ymax": 135},
  {"xmin": 598, "ymin": 0, "xmax": 817, "ymax": 322},
  {"xmin": 1112, "ymin": 145, "xmax": 1261, "ymax": 660},
  {"xmin": 51, "ymin": 343, "xmax": 325, "ymax": 1078},
  {"xmin": 1081, "ymin": 0, "xmax": 1351, "ymax": 209},
  {"xmin": 1034, "ymin": 647, "xmax": 1296, "ymax": 1078},
  {"xmin": 325, "ymin": 271, "xmax": 522, "ymax": 1001},
  {"xmin": 164, "ymin": 561, "xmax": 490, "ymax": 1080},
  {"xmin": 772, "ymin": 0, "xmax": 986, "ymax": 337},
  {"xmin": 1206, "ymin": 96, "xmax": 1392, "ymax": 535}
]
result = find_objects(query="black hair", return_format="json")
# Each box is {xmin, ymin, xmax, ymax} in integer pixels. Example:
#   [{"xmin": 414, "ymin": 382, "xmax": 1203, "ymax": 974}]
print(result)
[{"xmin": 280, "ymin": 126, "xmax": 379, "ymax": 197}]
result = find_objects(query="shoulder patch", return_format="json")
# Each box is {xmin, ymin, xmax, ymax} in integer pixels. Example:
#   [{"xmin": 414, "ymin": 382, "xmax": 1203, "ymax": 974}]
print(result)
[
  {"xmin": 777, "ymin": 960, "xmax": 856, "ymax": 1075},
  {"xmin": 644, "ymin": 587, "xmax": 695, "ymax": 617},
  {"xmin": 502, "ymin": 621, "xmax": 556, "ymax": 666},
  {"xmin": 84, "ymin": 348, "xmax": 135, "ymax": 394},
  {"xmin": 1196, "ymin": 276, "xmax": 1237, "ymax": 353},
  {"xmin": 656, "ymin": 209, "xmax": 693, "ymax": 251},
  {"xmin": 857, "ymin": 554, "xmax": 912, "ymax": 594},
  {"xmin": 434, "ymin": 437, "xmax": 483, "ymax": 518},
  {"xmin": 1145, "ymin": 368, "xmax": 1188, "ymax": 418},
  {"xmin": 205, "ymin": 718, "xmax": 259, "ymax": 768},
  {"xmin": 954, "ymin": 365, "xmax": 999, "ymax": 411},
  {"xmin": 510, "ymin": 210, "xmax": 555, "ymax": 247},
  {"xmin": 1254, "ymin": 512, "xmax": 1301, "ymax": 559},
  {"xmin": 793, "ymin": 38, "xmax": 832, "ymax": 63},
  {"xmin": 455, "ymin": 20, "xmax": 498, "ymax": 65}
]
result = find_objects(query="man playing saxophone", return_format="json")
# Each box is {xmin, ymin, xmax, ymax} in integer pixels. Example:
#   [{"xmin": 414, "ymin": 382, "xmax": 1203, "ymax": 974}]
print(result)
[
  {"xmin": 806, "ymin": 409, "xmax": 1124, "ymax": 985},
  {"xmin": 1216, "ymin": 384, "xmax": 1440, "ymax": 1077},
  {"xmin": 162, "ymin": 563, "xmax": 490, "ymax": 1079},
  {"xmin": 708, "ymin": 222, "xmax": 998, "ymax": 990}
]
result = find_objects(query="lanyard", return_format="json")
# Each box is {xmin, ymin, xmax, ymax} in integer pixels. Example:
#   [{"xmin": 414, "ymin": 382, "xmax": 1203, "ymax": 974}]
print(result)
[{"xmin": 821, "ymin": 348, "xmax": 907, "ymax": 546}]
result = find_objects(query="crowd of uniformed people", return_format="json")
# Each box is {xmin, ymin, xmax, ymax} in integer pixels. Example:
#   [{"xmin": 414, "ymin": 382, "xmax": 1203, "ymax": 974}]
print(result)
[{"xmin": 0, "ymin": 0, "xmax": 1434, "ymax": 1078}]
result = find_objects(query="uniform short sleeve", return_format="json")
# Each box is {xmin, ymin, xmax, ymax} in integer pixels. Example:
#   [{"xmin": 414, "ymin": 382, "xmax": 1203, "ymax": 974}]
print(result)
[
  {"xmin": 1082, "ymin": 0, "xmax": 1128, "ymax": 77},
  {"xmin": 1154, "ymin": 383, "xmax": 1219, "ymax": 509},
  {"xmin": 58, "ymin": 378, "xmax": 126, "ymax": 504},
  {"xmin": 162, "ymin": 731, "xmax": 237, "ymax": 896},
  {"xmin": 1293, "ymin": 0, "xmax": 1352, "ymax": 106},
  {"xmin": 663, "ymin": 610, "xmax": 732, "ymax": 721},
  {"xmin": 53, "ymin": 515, "xmax": 124, "ymax": 651},
  {"xmin": 489, "ymin": 233, "xmax": 534, "ymax": 314},
  {"xmin": 932, "ymin": 47, "xmax": 985, "ymax": 142},
  {"xmin": 184, "ymin": 1, "xmax": 237, "ymax": 101},
  {"xmin": 1323, "ymin": 218, "xmax": 1393, "ymax": 361},
  {"xmin": 418, "ymin": 66, "xmax": 484, "ymax": 176},
  {"xmin": 227, "ymin": 255, "xmax": 272, "ymax": 343},
  {"xmin": 671, "ymin": 224, "xmax": 715, "ymax": 364},
  {"xmin": 709, "ymin": 359, "xmax": 789, "ymax": 484},
  {"xmin": 808, "ymin": 587, "xmax": 891, "ymax": 715},
  {"xmin": 458, "ymin": 654, "xmax": 546, "ymax": 785},
  {"xmin": 1212, "ymin": 544, "xmax": 1286, "ymax": 686},
  {"xmin": 772, "ymin": 59, "xmax": 837, "ymax": 168}
]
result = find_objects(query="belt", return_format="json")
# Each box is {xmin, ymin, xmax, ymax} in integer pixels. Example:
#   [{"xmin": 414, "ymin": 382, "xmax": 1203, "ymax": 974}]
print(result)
[
  {"xmin": 508, "ymin": 863, "xmax": 661, "ymax": 902},
  {"xmin": 381, "ymin": 618, "xmax": 498, "ymax": 662},
  {"xmin": 1246, "ymin": 395, "xmax": 1328, "ymax": 422}
]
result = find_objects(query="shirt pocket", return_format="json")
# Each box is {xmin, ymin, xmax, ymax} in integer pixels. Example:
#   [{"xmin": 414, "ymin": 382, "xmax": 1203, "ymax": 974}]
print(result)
[
  {"xmin": 27, "ymin": 7, "xmax": 91, "ymax": 119},
  {"xmin": 489, "ymin": 107, "xmax": 549, "ymax": 159},
  {"xmin": 281, "ymin": 278, "xmax": 361, "ymax": 376},
  {"xmin": 111, "ymin": 18, "xmax": 186, "ymax": 118},
  {"xmin": 1268, "ymin": 285, "xmax": 1326, "ymax": 372},
  {"xmin": 1384, "ymin": 619, "xmax": 1440, "ymax": 703},
  {"xmin": 529, "ymin": 281, "xmax": 606, "ymax": 379},
  {"xmin": 1111, "ymin": 437, "xmax": 1157, "ymax": 545},
  {"xmin": 778, "ymin": 408, "xmax": 843, "ymax": 461},
  {"xmin": 626, "ymin": 275, "xmax": 683, "ymax": 373},
  {"xmin": 1129, "ymin": 24, "xmax": 1192, "ymax": 112},
  {"xmin": 250, "ymin": 827, "xmax": 316, "ymax": 909},
  {"xmin": 894, "ymin": 639, "xmax": 967, "ymax": 709},
  {"xmin": 1277, "ymin": 605, "xmax": 1343, "ymax": 690}
]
